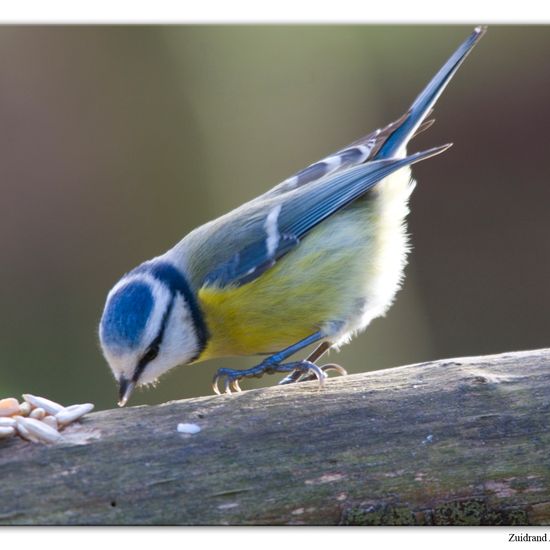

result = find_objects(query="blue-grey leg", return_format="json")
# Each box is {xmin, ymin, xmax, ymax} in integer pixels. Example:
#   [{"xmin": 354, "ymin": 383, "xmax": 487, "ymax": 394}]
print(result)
[{"xmin": 212, "ymin": 331, "xmax": 328, "ymax": 395}]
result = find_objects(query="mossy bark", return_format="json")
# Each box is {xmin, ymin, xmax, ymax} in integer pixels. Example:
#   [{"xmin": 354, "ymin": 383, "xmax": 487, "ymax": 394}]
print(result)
[{"xmin": 1, "ymin": 349, "xmax": 550, "ymax": 525}]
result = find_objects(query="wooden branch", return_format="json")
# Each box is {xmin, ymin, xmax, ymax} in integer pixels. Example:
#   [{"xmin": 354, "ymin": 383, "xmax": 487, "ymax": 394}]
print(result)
[{"xmin": 2, "ymin": 349, "xmax": 550, "ymax": 525}]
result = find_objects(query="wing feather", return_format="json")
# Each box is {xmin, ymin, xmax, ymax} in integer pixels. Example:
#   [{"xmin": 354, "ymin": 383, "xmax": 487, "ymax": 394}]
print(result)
[{"xmin": 203, "ymin": 145, "xmax": 450, "ymax": 288}]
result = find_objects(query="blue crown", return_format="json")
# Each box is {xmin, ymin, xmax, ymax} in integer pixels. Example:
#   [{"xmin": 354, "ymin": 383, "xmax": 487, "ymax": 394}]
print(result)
[{"xmin": 100, "ymin": 281, "xmax": 154, "ymax": 351}]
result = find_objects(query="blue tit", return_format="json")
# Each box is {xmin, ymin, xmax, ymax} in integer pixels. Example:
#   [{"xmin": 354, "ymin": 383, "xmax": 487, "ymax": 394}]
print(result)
[{"xmin": 99, "ymin": 26, "xmax": 486, "ymax": 406}]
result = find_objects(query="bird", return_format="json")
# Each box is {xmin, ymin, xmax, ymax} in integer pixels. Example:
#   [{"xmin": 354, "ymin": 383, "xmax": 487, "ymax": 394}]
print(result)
[{"xmin": 99, "ymin": 26, "xmax": 486, "ymax": 407}]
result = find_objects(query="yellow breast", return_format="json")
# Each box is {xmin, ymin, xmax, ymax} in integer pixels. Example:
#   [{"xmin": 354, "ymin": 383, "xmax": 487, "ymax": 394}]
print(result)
[{"xmin": 197, "ymin": 251, "xmax": 335, "ymax": 359}]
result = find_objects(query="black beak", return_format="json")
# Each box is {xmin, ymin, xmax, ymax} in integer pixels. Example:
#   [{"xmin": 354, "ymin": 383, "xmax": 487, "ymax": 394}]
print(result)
[{"xmin": 117, "ymin": 377, "xmax": 135, "ymax": 407}]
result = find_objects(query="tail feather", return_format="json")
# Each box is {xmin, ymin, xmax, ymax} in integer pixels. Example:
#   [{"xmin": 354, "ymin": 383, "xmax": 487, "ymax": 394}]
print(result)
[
  {"xmin": 414, "ymin": 117, "xmax": 436, "ymax": 137},
  {"xmin": 375, "ymin": 25, "xmax": 487, "ymax": 159},
  {"xmin": 266, "ymin": 27, "xmax": 486, "ymax": 198}
]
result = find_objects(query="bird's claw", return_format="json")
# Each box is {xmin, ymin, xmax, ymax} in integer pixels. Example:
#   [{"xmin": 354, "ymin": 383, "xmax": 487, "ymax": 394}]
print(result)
[
  {"xmin": 296, "ymin": 361, "xmax": 327, "ymax": 389},
  {"xmin": 278, "ymin": 362, "xmax": 347, "ymax": 385},
  {"xmin": 230, "ymin": 378, "xmax": 242, "ymax": 393},
  {"xmin": 315, "ymin": 362, "xmax": 348, "ymax": 379},
  {"xmin": 212, "ymin": 369, "xmax": 243, "ymax": 395},
  {"xmin": 212, "ymin": 360, "xmax": 329, "ymax": 395}
]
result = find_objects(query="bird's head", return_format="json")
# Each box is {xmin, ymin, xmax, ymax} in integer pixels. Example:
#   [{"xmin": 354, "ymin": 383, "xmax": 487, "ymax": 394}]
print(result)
[{"xmin": 99, "ymin": 260, "xmax": 208, "ymax": 407}]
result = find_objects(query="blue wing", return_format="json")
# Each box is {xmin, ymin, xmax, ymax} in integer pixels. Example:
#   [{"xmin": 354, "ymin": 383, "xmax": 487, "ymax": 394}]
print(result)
[
  {"xmin": 200, "ymin": 26, "xmax": 486, "ymax": 288},
  {"xmin": 204, "ymin": 145, "xmax": 450, "ymax": 287}
]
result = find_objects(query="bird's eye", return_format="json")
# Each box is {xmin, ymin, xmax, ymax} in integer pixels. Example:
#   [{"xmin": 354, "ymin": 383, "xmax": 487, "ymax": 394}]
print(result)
[{"xmin": 142, "ymin": 343, "xmax": 159, "ymax": 364}]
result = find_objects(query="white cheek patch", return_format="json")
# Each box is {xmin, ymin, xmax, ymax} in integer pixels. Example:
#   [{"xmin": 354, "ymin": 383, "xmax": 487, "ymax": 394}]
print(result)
[{"xmin": 137, "ymin": 294, "xmax": 200, "ymax": 385}]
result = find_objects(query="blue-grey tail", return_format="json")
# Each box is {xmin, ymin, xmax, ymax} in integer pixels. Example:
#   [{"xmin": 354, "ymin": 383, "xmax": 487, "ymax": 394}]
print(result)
[{"xmin": 375, "ymin": 25, "xmax": 487, "ymax": 160}]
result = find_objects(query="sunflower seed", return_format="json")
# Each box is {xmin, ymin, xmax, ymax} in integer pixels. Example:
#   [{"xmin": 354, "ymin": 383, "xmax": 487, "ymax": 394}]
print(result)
[
  {"xmin": 56, "ymin": 403, "xmax": 94, "ymax": 426},
  {"xmin": 18, "ymin": 402, "xmax": 32, "ymax": 416},
  {"xmin": 177, "ymin": 423, "xmax": 201, "ymax": 434},
  {"xmin": 0, "ymin": 417, "xmax": 16, "ymax": 428},
  {"xmin": 0, "ymin": 426, "xmax": 15, "ymax": 439},
  {"xmin": 0, "ymin": 398, "xmax": 20, "ymax": 417},
  {"xmin": 16, "ymin": 417, "xmax": 61, "ymax": 444},
  {"xmin": 62, "ymin": 404, "xmax": 91, "ymax": 412},
  {"xmin": 30, "ymin": 407, "xmax": 46, "ymax": 420},
  {"xmin": 15, "ymin": 418, "xmax": 34, "ymax": 441},
  {"xmin": 42, "ymin": 415, "xmax": 58, "ymax": 430},
  {"xmin": 22, "ymin": 394, "xmax": 64, "ymax": 415}
]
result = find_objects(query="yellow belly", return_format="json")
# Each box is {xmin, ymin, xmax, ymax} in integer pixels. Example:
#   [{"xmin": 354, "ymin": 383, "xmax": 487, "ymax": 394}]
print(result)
[{"xmin": 198, "ymin": 248, "xmax": 342, "ymax": 359}]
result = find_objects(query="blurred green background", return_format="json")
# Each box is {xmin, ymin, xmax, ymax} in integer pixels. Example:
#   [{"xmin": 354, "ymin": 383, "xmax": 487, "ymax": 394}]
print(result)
[{"xmin": 0, "ymin": 25, "xmax": 548, "ymax": 411}]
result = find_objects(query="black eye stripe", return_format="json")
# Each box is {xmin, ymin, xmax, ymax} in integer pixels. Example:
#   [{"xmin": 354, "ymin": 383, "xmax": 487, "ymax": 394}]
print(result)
[
  {"xmin": 142, "ymin": 342, "xmax": 159, "ymax": 363},
  {"xmin": 132, "ymin": 295, "xmax": 175, "ymax": 382}
]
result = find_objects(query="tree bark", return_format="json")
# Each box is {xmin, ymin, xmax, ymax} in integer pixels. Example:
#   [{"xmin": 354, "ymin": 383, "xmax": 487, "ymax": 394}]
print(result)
[{"xmin": 1, "ymin": 349, "xmax": 550, "ymax": 525}]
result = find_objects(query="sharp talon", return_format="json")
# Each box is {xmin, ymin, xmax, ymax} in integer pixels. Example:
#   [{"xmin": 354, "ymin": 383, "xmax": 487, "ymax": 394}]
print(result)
[
  {"xmin": 307, "ymin": 362, "xmax": 326, "ymax": 388},
  {"xmin": 230, "ymin": 379, "xmax": 242, "ymax": 393},
  {"xmin": 212, "ymin": 374, "xmax": 222, "ymax": 395},
  {"xmin": 212, "ymin": 368, "xmax": 244, "ymax": 395},
  {"xmin": 320, "ymin": 363, "xmax": 348, "ymax": 377},
  {"xmin": 278, "ymin": 360, "xmax": 343, "ymax": 386},
  {"xmin": 294, "ymin": 363, "xmax": 347, "ymax": 383}
]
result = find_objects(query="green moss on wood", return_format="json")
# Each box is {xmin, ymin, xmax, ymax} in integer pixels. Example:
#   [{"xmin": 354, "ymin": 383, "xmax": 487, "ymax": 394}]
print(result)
[{"xmin": 342, "ymin": 499, "xmax": 529, "ymax": 526}]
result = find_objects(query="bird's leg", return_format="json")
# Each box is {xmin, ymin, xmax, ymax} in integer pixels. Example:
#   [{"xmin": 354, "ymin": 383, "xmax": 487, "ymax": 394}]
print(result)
[
  {"xmin": 212, "ymin": 361, "xmax": 326, "ymax": 395},
  {"xmin": 212, "ymin": 332, "xmax": 327, "ymax": 395}
]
